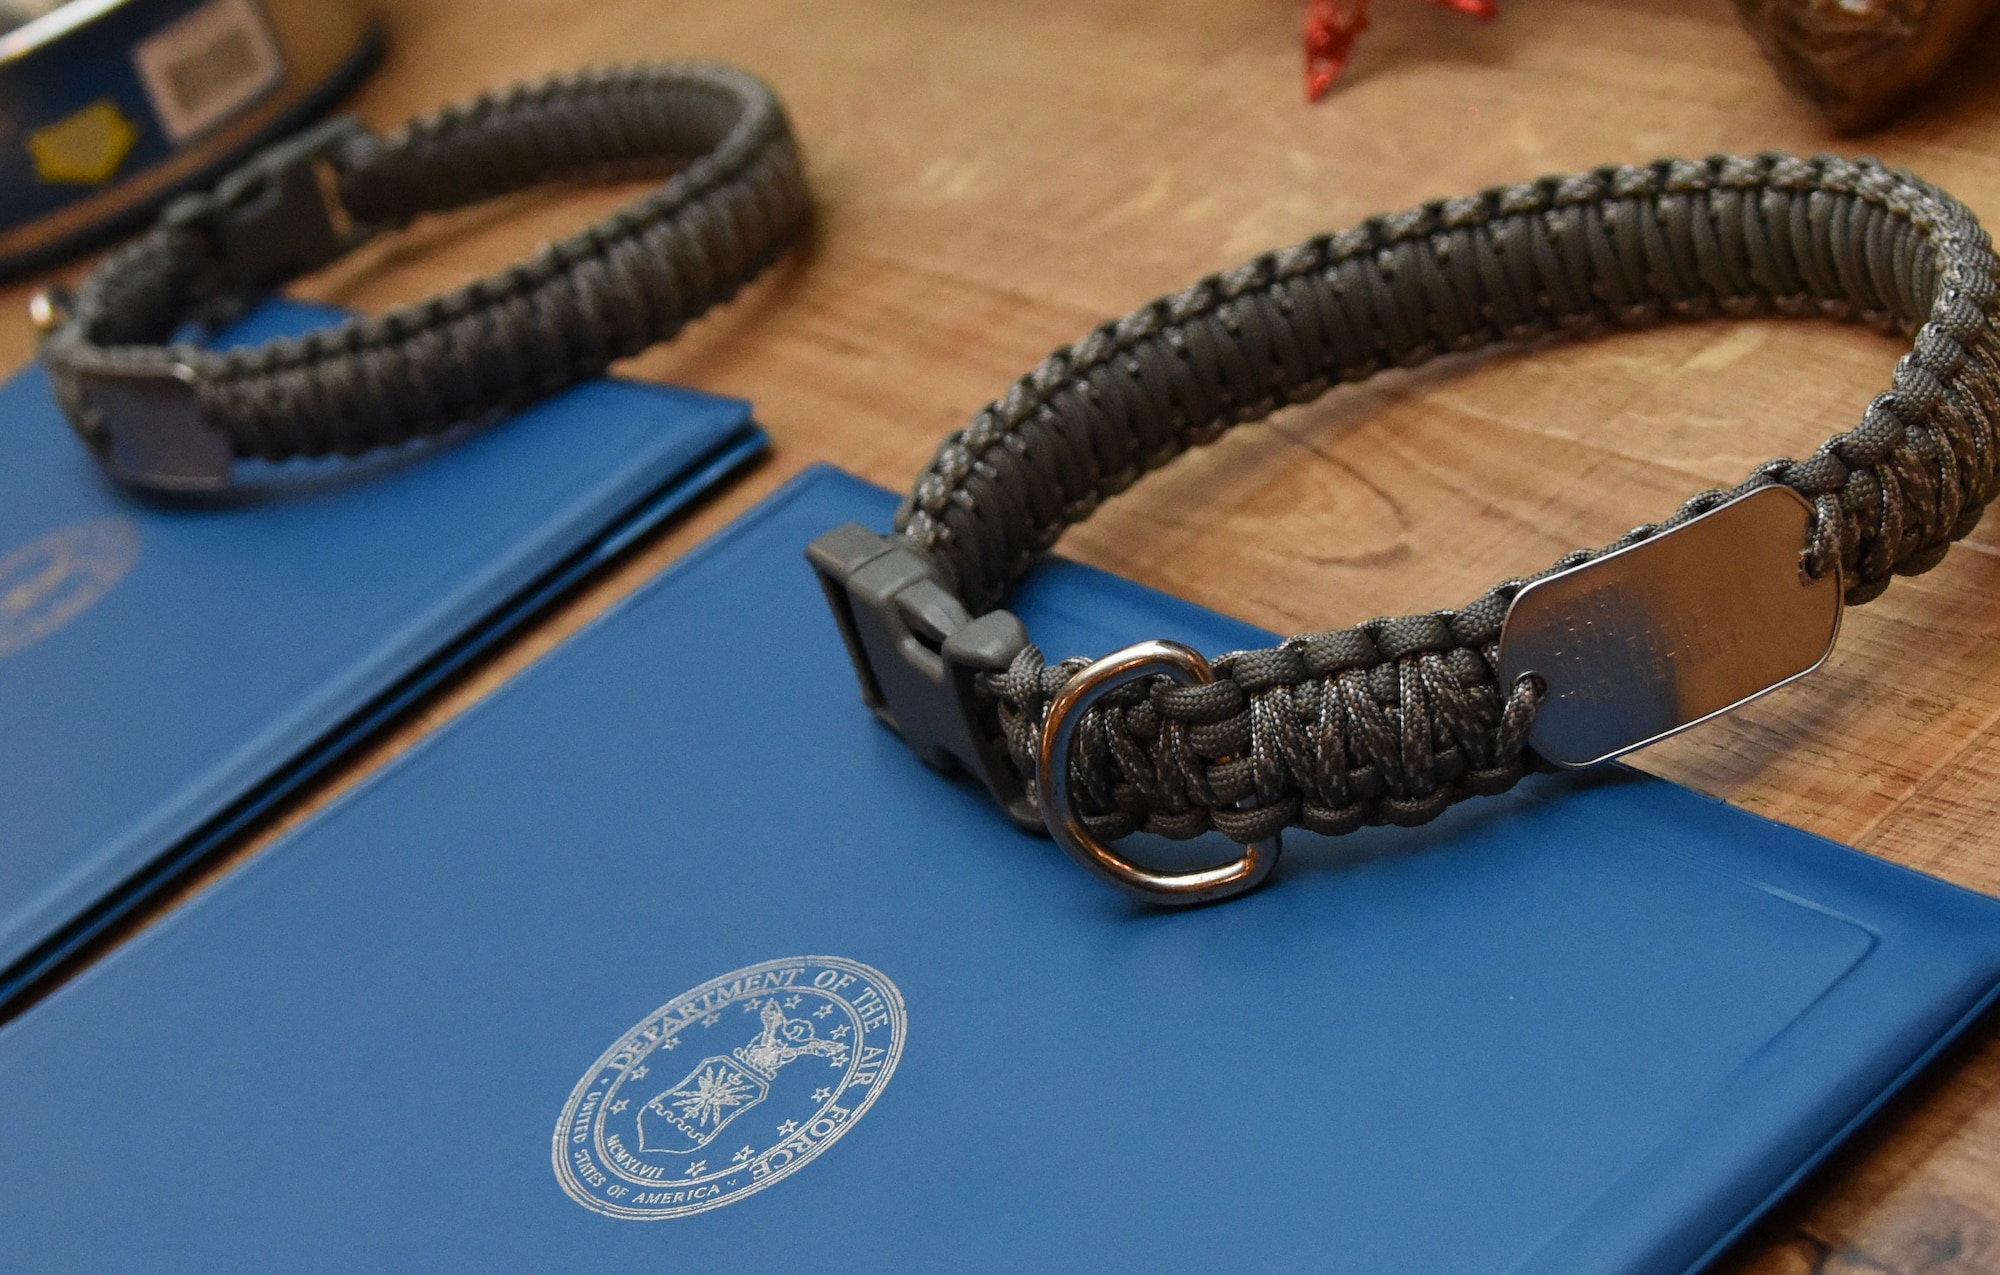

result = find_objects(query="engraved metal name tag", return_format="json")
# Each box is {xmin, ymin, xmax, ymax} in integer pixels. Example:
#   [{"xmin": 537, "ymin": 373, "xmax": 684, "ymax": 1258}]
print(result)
[{"xmin": 1496, "ymin": 485, "xmax": 1843, "ymax": 768}]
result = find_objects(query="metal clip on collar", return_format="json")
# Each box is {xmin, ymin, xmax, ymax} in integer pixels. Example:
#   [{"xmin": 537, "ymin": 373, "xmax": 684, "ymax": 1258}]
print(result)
[
  {"xmin": 1037, "ymin": 640, "xmax": 1280, "ymax": 905},
  {"xmin": 62, "ymin": 117, "xmax": 374, "ymax": 492},
  {"xmin": 65, "ymin": 362, "xmax": 231, "ymax": 493}
]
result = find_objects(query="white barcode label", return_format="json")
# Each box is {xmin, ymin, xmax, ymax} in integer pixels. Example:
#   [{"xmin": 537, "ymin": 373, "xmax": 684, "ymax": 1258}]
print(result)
[{"xmin": 132, "ymin": 0, "xmax": 286, "ymax": 144}]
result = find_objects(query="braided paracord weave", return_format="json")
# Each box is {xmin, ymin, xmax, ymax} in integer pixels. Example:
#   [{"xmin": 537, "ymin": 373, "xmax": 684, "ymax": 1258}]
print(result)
[
  {"xmin": 894, "ymin": 154, "xmax": 2000, "ymax": 848},
  {"xmin": 41, "ymin": 63, "xmax": 807, "ymax": 463}
]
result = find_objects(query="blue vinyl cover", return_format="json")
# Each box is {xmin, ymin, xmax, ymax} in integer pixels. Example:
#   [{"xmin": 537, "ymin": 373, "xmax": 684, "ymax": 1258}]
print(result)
[
  {"xmin": 0, "ymin": 299, "xmax": 763, "ymax": 1003},
  {"xmin": 3, "ymin": 465, "xmax": 1998, "ymax": 1273}
]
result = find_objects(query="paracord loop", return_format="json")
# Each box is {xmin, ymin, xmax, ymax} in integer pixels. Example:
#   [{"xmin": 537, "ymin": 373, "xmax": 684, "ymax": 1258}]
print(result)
[
  {"xmin": 875, "ymin": 153, "xmax": 2000, "ymax": 861},
  {"xmin": 38, "ymin": 62, "xmax": 810, "ymax": 488}
]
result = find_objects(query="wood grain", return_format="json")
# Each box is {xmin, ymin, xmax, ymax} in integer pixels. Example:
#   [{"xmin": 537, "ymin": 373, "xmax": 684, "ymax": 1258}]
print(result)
[{"xmin": 9, "ymin": 0, "xmax": 2000, "ymax": 1266}]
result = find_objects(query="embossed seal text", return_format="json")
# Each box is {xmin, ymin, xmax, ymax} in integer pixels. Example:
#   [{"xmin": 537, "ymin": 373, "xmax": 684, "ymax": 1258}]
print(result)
[{"xmin": 552, "ymin": 956, "xmax": 906, "ymax": 1220}]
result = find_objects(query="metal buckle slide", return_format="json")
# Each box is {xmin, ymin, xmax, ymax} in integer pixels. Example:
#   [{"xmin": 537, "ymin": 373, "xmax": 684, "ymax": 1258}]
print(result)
[
  {"xmin": 1037, "ymin": 640, "xmax": 1280, "ymax": 905},
  {"xmin": 71, "ymin": 362, "xmax": 232, "ymax": 491},
  {"xmin": 807, "ymin": 524, "xmax": 1039, "ymax": 829}
]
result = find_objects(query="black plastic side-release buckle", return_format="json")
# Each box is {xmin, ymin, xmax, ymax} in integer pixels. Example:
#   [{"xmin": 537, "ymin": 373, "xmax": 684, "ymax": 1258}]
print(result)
[
  {"xmin": 807, "ymin": 524, "xmax": 1041, "ymax": 831},
  {"xmin": 164, "ymin": 114, "xmax": 374, "ymax": 296}
]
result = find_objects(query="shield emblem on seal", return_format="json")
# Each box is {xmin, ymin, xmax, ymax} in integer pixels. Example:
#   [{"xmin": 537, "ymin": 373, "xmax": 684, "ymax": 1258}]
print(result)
[{"xmin": 637, "ymin": 1058, "xmax": 770, "ymax": 1154}]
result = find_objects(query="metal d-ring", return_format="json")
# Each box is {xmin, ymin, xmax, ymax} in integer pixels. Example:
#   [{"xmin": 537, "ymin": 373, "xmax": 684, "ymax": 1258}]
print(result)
[{"xmin": 1036, "ymin": 639, "xmax": 1281, "ymax": 905}]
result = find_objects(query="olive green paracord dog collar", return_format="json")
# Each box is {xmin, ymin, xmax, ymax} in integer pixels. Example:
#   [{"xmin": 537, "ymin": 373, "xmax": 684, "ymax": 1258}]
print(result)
[
  {"xmin": 811, "ymin": 153, "xmax": 2000, "ymax": 905},
  {"xmin": 35, "ymin": 63, "xmax": 808, "ymax": 491}
]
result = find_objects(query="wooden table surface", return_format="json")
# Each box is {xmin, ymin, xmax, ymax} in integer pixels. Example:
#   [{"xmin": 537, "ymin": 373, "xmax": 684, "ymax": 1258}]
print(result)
[{"xmin": 11, "ymin": 1, "xmax": 2000, "ymax": 1268}]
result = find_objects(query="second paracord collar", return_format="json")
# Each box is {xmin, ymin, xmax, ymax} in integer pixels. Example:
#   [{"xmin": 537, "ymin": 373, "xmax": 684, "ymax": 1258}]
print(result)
[
  {"xmin": 36, "ymin": 63, "xmax": 808, "ymax": 491},
  {"xmin": 813, "ymin": 153, "xmax": 2000, "ymax": 904}
]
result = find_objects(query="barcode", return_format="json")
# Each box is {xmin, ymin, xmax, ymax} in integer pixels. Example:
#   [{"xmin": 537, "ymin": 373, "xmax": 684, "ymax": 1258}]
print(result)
[
  {"xmin": 163, "ymin": 26, "xmax": 263, "ymax": 122},
  {"xmin": 0, "ymin": 1, "xmax": 66, "ymax": 39},
  {"xmin": 132, "ymin": 0, "xmax": 285, "ymax": 144}
]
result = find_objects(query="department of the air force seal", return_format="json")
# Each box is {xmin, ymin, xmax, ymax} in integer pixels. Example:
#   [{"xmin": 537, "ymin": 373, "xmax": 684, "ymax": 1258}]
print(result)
[
  {"xmin": 553, "ymin": 956, "xmax": 906, "ymax": 1219},
  {"xmin": 0, "ymin": 518, "xmax": 139, "ymax": 659}
]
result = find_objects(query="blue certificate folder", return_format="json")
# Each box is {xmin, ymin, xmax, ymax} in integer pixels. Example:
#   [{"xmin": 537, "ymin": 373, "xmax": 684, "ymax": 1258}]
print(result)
[
  {"xmin": 5, "ymin": 466, "xmax": 2000, "ymax": 1274},
  {"xmin": 0, "ymin": 299, "xmax": 764, "ymax": 1008}
]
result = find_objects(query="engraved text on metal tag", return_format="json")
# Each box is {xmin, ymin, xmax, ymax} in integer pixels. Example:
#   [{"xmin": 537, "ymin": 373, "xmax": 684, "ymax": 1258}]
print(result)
[{"xmin": 1496, "ymin": 485, "xmax": 1843, "ymax": 768}]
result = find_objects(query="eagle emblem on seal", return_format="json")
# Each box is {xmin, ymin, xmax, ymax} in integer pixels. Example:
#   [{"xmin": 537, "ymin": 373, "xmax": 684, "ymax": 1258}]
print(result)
[{"xmin": 638, "ymin": 998, "xmax": 849, "ymax": 1153}]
